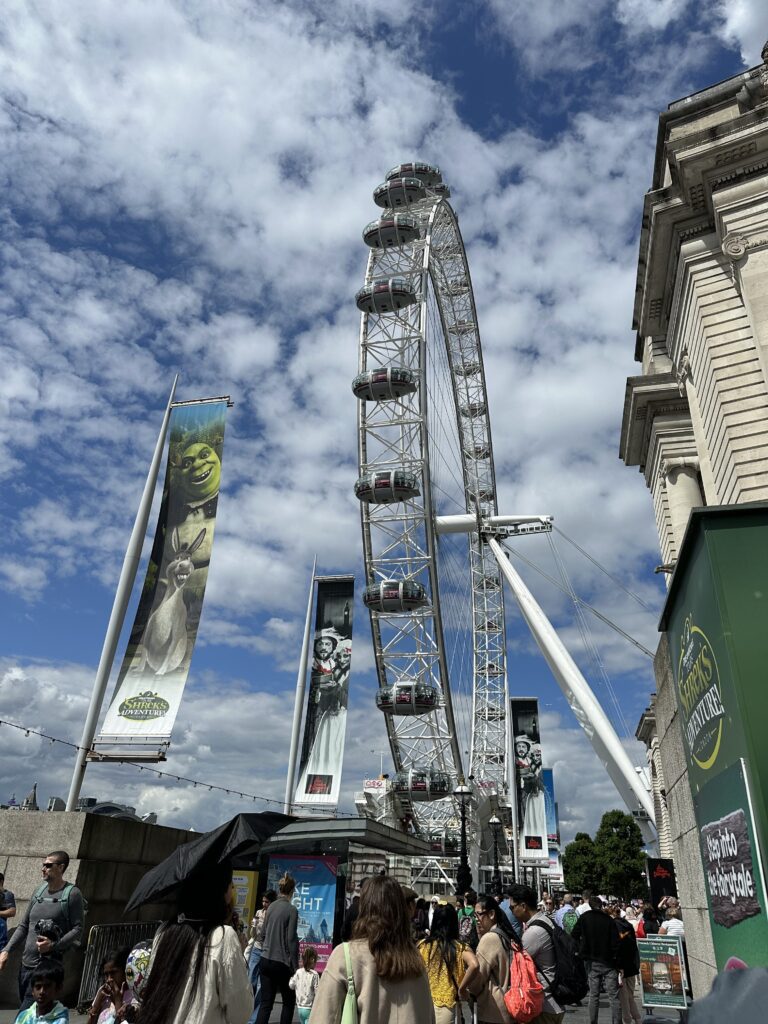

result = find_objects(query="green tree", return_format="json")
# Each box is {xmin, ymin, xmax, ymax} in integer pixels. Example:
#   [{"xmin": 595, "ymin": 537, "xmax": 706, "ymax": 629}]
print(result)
[
  {"xmin": 593, "ymin": 809, "xmax": 648, "ymax": 900},
  {"xmin": 562, "ymin": 831, "xmax": 600, "ymax": 893}
]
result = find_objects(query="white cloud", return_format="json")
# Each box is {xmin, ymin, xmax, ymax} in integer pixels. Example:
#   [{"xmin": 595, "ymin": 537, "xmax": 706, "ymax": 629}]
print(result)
[
  {"xmin": 0, "ymin": 0, "xmax": 746, "ymax": 849},
  {"xmin": 715, "ymin": 0, "xmax": 768, "ymax": 65}
]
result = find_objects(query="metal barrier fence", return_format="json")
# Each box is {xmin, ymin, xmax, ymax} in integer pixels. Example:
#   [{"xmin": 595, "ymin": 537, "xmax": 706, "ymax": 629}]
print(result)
[{"xmin": 77, "ymin": 921, "xmax": 162, "ymax": 1012}]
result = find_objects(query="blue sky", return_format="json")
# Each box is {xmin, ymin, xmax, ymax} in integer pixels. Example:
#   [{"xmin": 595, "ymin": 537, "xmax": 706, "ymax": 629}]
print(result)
[{"xmin": 1, "ymin": 0, "xmax": 766, "ymax": 842}]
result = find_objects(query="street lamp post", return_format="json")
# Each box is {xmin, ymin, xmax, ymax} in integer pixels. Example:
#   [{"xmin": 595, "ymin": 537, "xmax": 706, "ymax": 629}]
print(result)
[
  {"xmin": 454, "ymin": 778, "xmax": 473, "ymax": 895},
  {"xmin": 489, "ymin": 813, "xmax": 502, "ymax": 898}
]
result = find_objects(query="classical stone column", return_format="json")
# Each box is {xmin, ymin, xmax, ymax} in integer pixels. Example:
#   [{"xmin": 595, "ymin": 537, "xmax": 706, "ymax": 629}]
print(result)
[{"xmin": 661, "ymin": 459, "xmax": 703, "ymax": 551}]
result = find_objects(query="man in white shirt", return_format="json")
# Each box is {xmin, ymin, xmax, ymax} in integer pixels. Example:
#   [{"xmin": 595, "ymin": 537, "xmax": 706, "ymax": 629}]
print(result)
[{"xmin": 576, "ymin": 892, "xmax": 592, "ymax": 916}]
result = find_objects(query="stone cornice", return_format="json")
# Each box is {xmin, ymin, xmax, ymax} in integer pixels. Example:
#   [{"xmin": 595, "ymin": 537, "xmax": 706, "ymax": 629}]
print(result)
[
  {"xmin": 619, "ymin": 373, "xmax": 690, "ymax": 469},
  {"xmin": 633, "ymin": 104, "xmax": 768, "ymax": 344}
]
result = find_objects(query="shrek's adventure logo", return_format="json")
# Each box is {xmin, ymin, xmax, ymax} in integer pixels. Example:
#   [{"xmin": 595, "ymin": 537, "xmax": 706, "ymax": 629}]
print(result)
[{"xmin": 677, "ymin": 615, "xmax": 725, "ymax": 771}]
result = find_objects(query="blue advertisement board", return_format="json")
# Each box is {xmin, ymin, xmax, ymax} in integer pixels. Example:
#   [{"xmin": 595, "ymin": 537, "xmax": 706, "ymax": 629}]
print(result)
[
  {"xmin": 267, "ymin": 854, "xmax": 338, "ymax": 971},
  {"xmin": 543, "ymin": 768, "xmax": 559, "ymax": 845}
]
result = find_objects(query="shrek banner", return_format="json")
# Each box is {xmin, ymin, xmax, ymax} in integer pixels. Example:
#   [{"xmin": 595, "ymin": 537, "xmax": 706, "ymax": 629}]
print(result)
[
  {"xmin": 511, "ymin": 697, "xmax": 549, "ymax": 866},
  {"xmin": 660, "ymin": 504, "xmax": 768, "ymax": 968},
  {"xmin": 267, "ymin": 855, "xmax": 338, "ymax": 971},
  {"xmin": 96, "ymin": 399, "xmax": 228, "ymax": 752},
  {"xmin": 294, "ymin": 577, "xmax": 354, "ymax": 806}
]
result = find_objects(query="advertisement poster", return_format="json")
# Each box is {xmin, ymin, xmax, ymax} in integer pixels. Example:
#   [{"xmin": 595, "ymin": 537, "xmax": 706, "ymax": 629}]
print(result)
[
  {"xmin": 267, "ymin": 855, "xmax": 338, "ymax": 971},
  {"xmin": 98, "ymin": 399, "xmax": 228, "ymax": 752},
  {"xmin": 637, "ymin": 936, "xmax": 688, "ymax": 1009},
  {"xmin": 542, "ymin": 768, "xmax": 559, "ymax": 845},
  {"xmin": 693, "ymin": 759, "xmax": 768, "ymax": 967},
  {"xmin": 647, "ymin": 858, "xmax": 678, "ymax": 907},
  {"xmin": 294, "ymin": 577, "xmax": 354, "ymax": 806},
  {"xmin": 511, "ymin": 698, "xmax": 549, "ymax": 866},
  {"xmin": 232, "ymin": 870, "xmax": 258, "ymax": 929}
]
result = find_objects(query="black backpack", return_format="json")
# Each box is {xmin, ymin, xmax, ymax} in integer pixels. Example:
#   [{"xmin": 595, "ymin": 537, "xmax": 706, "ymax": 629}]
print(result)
[{"xmin": 528, "ymin": 917, "xmax": 588, "ymax": 1006}]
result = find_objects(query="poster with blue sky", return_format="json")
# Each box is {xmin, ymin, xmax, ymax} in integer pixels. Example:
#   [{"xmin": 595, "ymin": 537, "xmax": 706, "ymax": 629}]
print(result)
[
  {"xmin": 1, "ymin": 0, "xmax": 766, "ymax": 832},
  {"xmin": 267, "ymin": 855, "xmax": 338, "ymax": 971}
]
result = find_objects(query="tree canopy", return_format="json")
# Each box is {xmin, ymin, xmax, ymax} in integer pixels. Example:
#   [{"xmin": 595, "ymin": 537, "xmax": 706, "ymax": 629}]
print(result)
[{"xmin": 563, "ymin": 810, "xmax": 648, "ymax": 899}]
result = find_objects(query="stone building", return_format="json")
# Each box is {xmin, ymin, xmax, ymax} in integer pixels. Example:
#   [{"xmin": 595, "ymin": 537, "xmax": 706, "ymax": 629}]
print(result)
[{"xmin": 620, "ymin": 46, "xmax": 768, "ymax": 995}]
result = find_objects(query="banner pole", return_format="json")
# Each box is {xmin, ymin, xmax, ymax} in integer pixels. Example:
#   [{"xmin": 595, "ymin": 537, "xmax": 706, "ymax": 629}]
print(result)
[
  {"xmin": 65, "ymin": 376, "xmax": 179, "ymax": 811},
  {"xmin": 284, "ymin": 555, "xmax": 317, "ymax": 814}
]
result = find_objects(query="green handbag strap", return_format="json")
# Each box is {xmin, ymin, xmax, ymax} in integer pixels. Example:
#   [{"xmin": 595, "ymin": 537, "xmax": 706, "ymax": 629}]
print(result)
[
  {"xmin": 343, "ymin": 942, "xmax": 355, "ymax": 989},
  {"xmin": 342, "ymin": 943, "xmax": 358, "ymax": 1024}
]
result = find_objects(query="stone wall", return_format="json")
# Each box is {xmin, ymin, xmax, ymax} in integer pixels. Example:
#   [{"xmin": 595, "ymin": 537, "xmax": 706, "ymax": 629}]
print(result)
[
  {"xmin": 653, "ymin": 635, "xmax": 716, "ymax": 997},
  {"xmin": 0, "ymin": 811, "xmax": 193, "ymax": 1008}
]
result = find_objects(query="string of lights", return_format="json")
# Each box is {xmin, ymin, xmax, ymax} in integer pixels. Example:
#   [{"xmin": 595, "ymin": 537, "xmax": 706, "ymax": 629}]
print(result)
[{"xmin": 0, "ymin": 717, "xmax": 358, "ymax": 818}]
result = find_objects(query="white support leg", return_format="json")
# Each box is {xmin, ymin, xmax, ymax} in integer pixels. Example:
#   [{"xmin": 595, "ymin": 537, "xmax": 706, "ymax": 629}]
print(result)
[{"xmin": 486, "ymin": 537, "xmax": 657, "ymax": 847}]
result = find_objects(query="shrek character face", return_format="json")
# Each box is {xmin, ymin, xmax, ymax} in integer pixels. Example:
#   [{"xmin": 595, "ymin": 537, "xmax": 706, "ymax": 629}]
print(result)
[{"xmin": 178, "ymin": 443, "xmax": 220, "ymax": 502}]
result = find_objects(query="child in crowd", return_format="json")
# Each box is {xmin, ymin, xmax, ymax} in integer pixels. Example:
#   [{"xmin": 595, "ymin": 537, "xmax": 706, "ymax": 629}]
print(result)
[
  {"xmin": 289, "ymin": 946, "xmax": 319, "ymax": 1024},
  {"xmin": 87, "ymin": 948, "xmax": 134, "ymax": 1024},
  {"xmin": 15, "ymin": 963, "xmax": 68, "ymax": 1024}
]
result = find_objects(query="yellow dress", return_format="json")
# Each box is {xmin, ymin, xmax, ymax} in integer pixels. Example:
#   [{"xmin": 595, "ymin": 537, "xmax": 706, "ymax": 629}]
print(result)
[{"xmin": 419, "ymin": 939, "xmax": 467, "ymax": 1007}]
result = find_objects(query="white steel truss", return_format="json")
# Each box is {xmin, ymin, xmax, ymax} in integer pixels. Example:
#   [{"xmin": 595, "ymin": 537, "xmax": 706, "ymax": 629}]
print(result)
[{"xmin": 357, "ymin": 185, "xmax": 510, "ymax": 838}]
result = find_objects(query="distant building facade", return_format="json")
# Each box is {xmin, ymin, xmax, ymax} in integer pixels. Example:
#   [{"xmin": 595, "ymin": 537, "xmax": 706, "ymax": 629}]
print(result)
[{"xmin": 620, "ymin": 46, "xmax": 768, "ymax": 996}]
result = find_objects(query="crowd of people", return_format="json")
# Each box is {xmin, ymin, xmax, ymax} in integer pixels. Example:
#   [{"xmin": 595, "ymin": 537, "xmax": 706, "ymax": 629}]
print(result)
[{"xmin": 0, "ymin": 849, "xmax": 695, "ymax": 1024}]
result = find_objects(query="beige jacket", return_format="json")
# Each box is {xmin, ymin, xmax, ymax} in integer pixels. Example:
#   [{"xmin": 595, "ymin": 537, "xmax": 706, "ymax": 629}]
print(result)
[
  {"xmin": 309, "ymin": 939, "xmax": 436, "ymax": 1024},
  {"xmin": 468, "ymin": 930, "xmax": 511, "ymax": 1023}
]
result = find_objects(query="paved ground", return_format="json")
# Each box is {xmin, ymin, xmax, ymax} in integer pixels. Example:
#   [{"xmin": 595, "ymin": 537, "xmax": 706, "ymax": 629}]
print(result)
[{"xmin": 1, "ymin": 996, "xmax": 689, "ymax": 1023}]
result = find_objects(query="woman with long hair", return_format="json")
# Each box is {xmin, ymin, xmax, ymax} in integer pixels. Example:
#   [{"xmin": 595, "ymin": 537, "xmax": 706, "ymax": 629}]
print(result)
[
  {"xmin": 310, "ymin": 875, "xmax": 435, "ymax": 1023},
  {"xmin": 255, "ymin": 874, "xmax": 300, "ymax": 1024},
  {"xmin": 465, "ymin": 896, "xmax": 518, "ymax": 1024},
  {"xmin": 139, "ymin": 864, "xmax": 252, "ymax": 1024},
  {"xmin": 419, "ymin": 903, "xmax": 479, "ymax": 1024}
]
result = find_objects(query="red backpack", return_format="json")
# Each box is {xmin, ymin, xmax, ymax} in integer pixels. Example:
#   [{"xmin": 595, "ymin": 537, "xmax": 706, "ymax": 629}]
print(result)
[{"xmin": 503, "ymin": 943, "xmax": 545, "ymax": 1023}]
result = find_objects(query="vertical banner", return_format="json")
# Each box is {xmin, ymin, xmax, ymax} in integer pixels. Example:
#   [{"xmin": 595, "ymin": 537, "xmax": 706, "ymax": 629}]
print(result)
[
  {"xmin": 294, "ymin": 578, "xmax": 354, "ymax": 806},
  {"xmin": 542, "ymin": 768, "xmax": 559, "ymax": 845},
  {"xmin": 268, "ymin": 855, "xmax": 338, "ymax": 971},
  {"xmin": 637, "ymin": 936, "xmax": 688, "ymax": 1010},
  {"xmin": 647, "ymin": 858, "xmax": 678, "ymax": 907},
  {"xmin": 97, "ymin": 399, "xmax": 228, "ymax": 750},
  {"xmin": 511, "ymin": 698, "xmax": 549, "ymax": 866}
]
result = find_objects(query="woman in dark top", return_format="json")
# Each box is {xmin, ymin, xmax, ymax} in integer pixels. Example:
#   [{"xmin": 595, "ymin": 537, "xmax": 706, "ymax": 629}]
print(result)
[
  {"xmin": 609, "ymin": 904, "xmax": 641, "ymax": 1024},
  {"xmin": 255, "ymin": 874, "xmax": 299, "ymax": 1024}
]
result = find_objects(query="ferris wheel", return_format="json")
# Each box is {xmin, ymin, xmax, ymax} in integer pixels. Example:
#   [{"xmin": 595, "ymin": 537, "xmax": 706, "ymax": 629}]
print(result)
[
  {"xmin": 353, "ymin": 164, "xmax": 658, "ymax": 857},
  {"xmin": 353, "ymin": 163, "xmax": 522, "ymax": 844}
]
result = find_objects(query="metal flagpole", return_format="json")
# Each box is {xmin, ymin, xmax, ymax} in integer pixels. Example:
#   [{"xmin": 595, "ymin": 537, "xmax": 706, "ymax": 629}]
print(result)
[
  {"xmin": 486, "ymin": 536, "xmax": 657, "ymax": 844},
  {"xmin": 284, "ymin": 556, "xmax": 317, "ymax": 814},
  {"xmin": 65, "ymin": 376, "xmax": 179, "ymax": 811}
]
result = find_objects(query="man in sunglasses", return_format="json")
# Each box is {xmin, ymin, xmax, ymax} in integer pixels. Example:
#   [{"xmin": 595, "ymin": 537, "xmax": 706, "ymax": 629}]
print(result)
[{"xmin": 0, "ymin": 851, "xmax": 84, "ymax": 1010}]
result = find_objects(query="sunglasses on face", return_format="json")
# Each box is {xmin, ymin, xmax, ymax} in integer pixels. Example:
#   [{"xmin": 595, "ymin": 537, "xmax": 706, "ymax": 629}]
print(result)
[{"xmin": 42, "ymin": 862, "xmax": 61, "ymax": 869}]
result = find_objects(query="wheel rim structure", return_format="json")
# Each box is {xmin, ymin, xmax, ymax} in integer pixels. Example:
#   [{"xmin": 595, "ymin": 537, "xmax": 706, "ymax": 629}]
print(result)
[{"xmin": 355, "ymin": 165, "xmax": 510, "ymax": 846}]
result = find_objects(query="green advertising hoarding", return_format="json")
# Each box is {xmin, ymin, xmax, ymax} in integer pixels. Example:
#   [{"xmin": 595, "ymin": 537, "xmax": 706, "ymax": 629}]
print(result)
[{"xmin": 660, "ymin": 503, "xmax": 768, "ymax": 968}]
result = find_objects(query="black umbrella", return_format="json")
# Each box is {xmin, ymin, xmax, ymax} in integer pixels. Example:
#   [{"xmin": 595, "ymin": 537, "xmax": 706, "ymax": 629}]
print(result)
[{"xmin": 125, "ymin": 811, "xmax": 295, "ymax": 912}]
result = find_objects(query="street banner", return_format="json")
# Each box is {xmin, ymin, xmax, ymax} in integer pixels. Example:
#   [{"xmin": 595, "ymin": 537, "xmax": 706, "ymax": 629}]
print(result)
[
  {"xmin": 637, "ymin": 936, "xmax": 688, "ymax": 1009},
  {"xmin": 97, "ymin": 399, "xmax": 228, "ymax": 753},
  {"xmin": 660, "ymin": 505, "xmax": 768, "ymax": 967},
  {"xmin": 542, "ymin": 768, "xmax": 559, "ymax": 845},
  {"xmin": 294, "ymin": 577, "xmax": 354, "ymax": 806},
  {"xmin": 647, "ymin": 858, "xmax": 678, "ymax": 907},
  {"xmin": 267, "ymin": 855, "xmax": 338, "ymax": 971},
  {"xmin": 510, "ymin": 697, "xmax": 549, "ymax": 866}
]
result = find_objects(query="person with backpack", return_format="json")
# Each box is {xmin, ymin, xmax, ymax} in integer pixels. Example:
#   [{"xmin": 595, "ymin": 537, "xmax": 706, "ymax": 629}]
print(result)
[
  {"xmin": 553, "ymin": 895, "xmax": 578, "ymax": 934},
  {"xmin": 571, "ymin": 897, "xmax": 621, "ymax": 1024},
  {"xmin": 465, "ymin": 895, "xmax": 518, "ymax": 1023},
  {"xmin": 507, "ymin": 884, "xmax": 567, "ymax": 1024},
  {"xmin": 0, "ymin": 851, "xmax": 85, "ymax": 1011},
  {"xmin": 635, "ymin": 903, "xmax": 660, "ymax": 939},
  {"xmin": 457, "ymin": 897, "xmax": 478, "ymax": 950}
]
